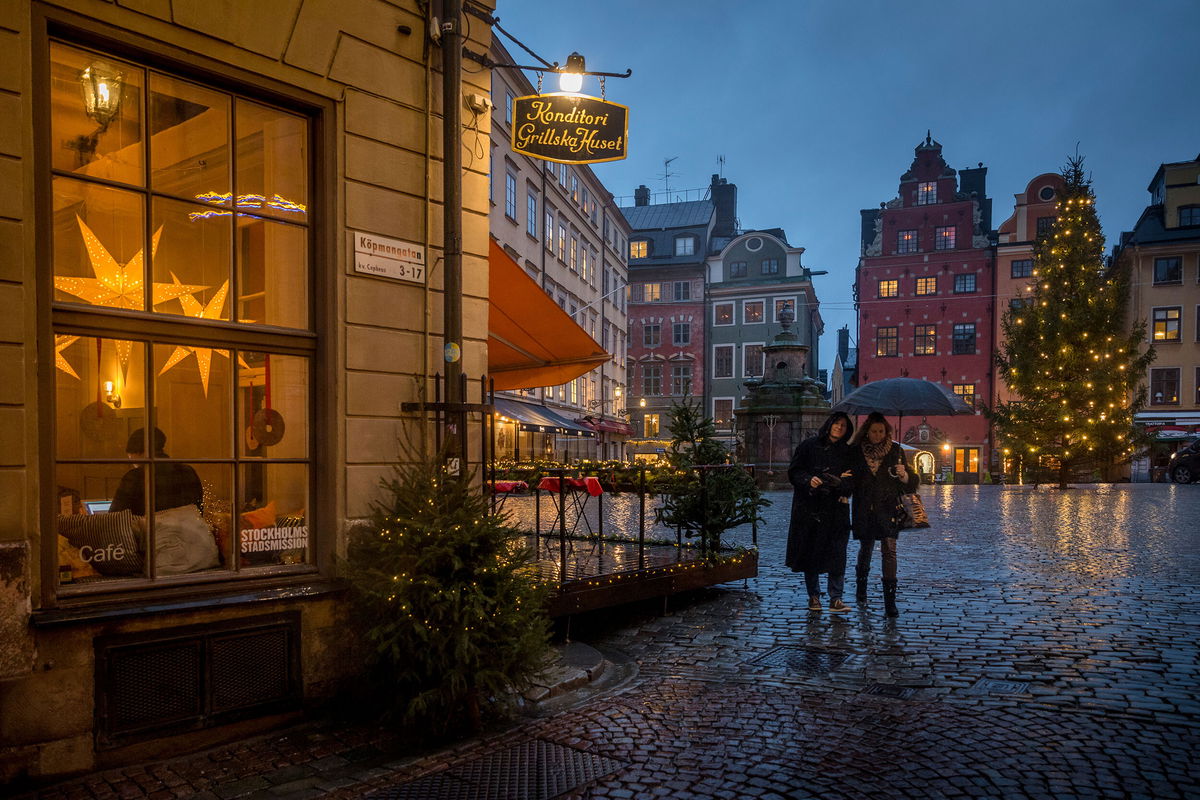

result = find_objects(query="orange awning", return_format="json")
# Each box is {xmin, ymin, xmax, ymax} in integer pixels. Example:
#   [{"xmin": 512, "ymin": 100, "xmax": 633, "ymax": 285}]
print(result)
[{"xmin": 488, "ymin": 238, "xmax": 610, "ymax": 391}]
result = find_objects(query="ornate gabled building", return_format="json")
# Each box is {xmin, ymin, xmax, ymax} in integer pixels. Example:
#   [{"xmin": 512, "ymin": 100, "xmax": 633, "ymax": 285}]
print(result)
[{"xmin": 856, "ymin": 134, "xmax": 996, "ymax": 482}]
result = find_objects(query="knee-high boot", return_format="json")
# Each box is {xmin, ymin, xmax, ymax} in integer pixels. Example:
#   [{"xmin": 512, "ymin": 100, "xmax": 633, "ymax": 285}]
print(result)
[{"xmin": 882, "ymin": 579, "xmax": 898, "ymax": 617}]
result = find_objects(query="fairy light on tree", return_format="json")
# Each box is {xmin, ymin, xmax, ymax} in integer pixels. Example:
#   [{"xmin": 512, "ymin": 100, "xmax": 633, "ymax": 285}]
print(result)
[{"xmin": 989, "ymin": 156, "xmax": 1154, "ymax": 488}]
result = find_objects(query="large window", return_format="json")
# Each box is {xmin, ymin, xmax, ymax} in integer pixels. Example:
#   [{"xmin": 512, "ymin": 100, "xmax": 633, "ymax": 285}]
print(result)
[
  {"xmin": 953, "ymin": 323, "xmax": 976, "ymax": 354},
  {"xmin": 1154, "ymin": 257, "xmax": 1182, "ymax": 285},
  {"xmin": 914, "ymin": 325, "xmax": 936, "ymax": 355},
  {"xmin": 878, "ymin": 279, "xmax": 898, "ymax": 298},
  {"xmin": 713, "ymin": 345, "xmax": 734, "ymax": 378},
  {"xmin": 670, "ymin": 364, "xmax": 692, "ymax": 396},
  {"xmin": 1011, "ymin": 259, "xmax": 1033, "ymax": 278},
  {"xmin": 897, "ymin": 229, "xmax": 918, "ymax": 254},
  {"xmin": 642, "ymin": 365, "xmax": 662, "ymax": 396},
  {"xmin": 643, "ymin": 413, "xmax": 660, "ymax": 438},
  {"xmin": 1150, "ymin": 368, "xmax": 1179, "ymax": 405},
  {"xmin": 915, "ymin": 276, "xmax": 937, "ymax": 295},
  {"xmin": 953, "ymin": 383, "xmax": 976, "ymax": 409},
  {"xmin": 917, "ymin": 181, "xmax": 937, "ymax": 205},
  {"xmin": 629, "ymin": 239, "xmax": 649, "ymax": 259},
  {"xmin": 875, "ymin": 326, "xmax": 898, "ymax": 357},
  {"xmin": 1153, "ymin": 307, "xmax": 1182, "ymax": 342},
  {"xmin": 743, "ymin": 343, "xmax": 764, "ymax": 378},
  {"xmin": 935, "ymin": 226, "xmax": 956, "ymax": 251},
  {"xmin": 643, "ymin": 282, "xmax": 662, "ymax": 302},
  {"xmin": 49, "ymin": 41, "xmax": 316, "ymax": 588}
]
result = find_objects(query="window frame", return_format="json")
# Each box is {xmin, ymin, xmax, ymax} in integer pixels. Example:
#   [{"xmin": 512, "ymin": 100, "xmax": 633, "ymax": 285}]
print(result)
[
  {"xmin": 954, "ymin": 273, "xmax": 977, "ymax": 294},
  {"xmin": 877, "ymin": 279, "xmax": 898, "ymax": 298},
  {"xmin": 952, "ymin": 383, "xmax": 976, "ymax": 410},
  {"xmin": 897, "ymin": 229, "xmax": 918, "ymax": 254},
  {"xmin": 728, "ymin": 260, "xmax": 747, "ymax": 278},
  {"xmin": 641, "ymin": 364, "xmax": 662, "ymax": 396},
  {"xmin": 742, "ymin": 342, "xmax": 765, "ymax": 378},
  {"xmin": 1149, "ymin": 367, "xmax": 1180, "ymax": 406},
  {"xmin": 934, "ymin": 225, "xmax": 956, "ymax": 251},
  {"xmin": 629, "ymin": 238, "xmax": 649, "ymax": 259},
  {"xmin": 1153, "ymin": 257, "xmax": 1182, "ymax": 285},
  {"xmin": 674, "ymin": 235, "xmax": 695, "ymax": 257},
  {"xmin": 712, "ymin": 397, "xmax": 735, "ymax": 430},
  {"xmin": 913, "ymin": 324, "xmax": 936, "ymax": 356},
  {"xmin": 742, "ymin": 299, "xmax": 765, "ymax": 325},
  {"xmin": 672, "ymin": 280, "xmax": 691, "ymax": 302},
  {"xmin": 760, "ymin": 258, "xmax": 779, "ymax": 275},
  {"xmin": 916, "ymin": 181, "xmax": 937, "ymax": 205},
  {"xmin": 643, "ymin": 322, "xmax": 661, "ymax": 348},
  {"xmin": 875, "ymin": 326, "xmax": 898, "ymax": 358},
  {"xmin": 1179, "ymin": 205, "xmax": 1200, "ymax": 227},
  {"xmin": 504, "ymin": 171, "xmax": 517, "ymax": 220},
  {"xmin": 671, "ymin": 321, "xmax": 690, "ymax": 347},
  {"xmin": 1010, "ymin": 259, "xmax": 1034, "ymax": 279},
  {"xmin": 526, "ymin": 190, "xmax": 538, "ymax": 238},
  {"xmin": 952, "ymin": 323, "xmax": 976, "ymax": 354},
  {"xmin": 36, "ymin": 19, "xmax": 332, "ymax": 603},
  {"xmin": 670, "ymin": 363, "xmax": 692, "ymax": 396},
  {"xmin": 914, "ymin": 276, "xmax": 937, "ymax": 296},
  {"xmin": 713, "ymin": 302, "xmax": 734, "ymax": 326},
  {"xmin": 1036, "ymin": 216, "xmax": 1055, "ymax": 237},
  {"xmin": 712, "ymin": 344, "xmax": 734, "ymax": 378},
  {"xmin": 1152, "ymin": 306, "xmax": 1182, "ymax": 342}
]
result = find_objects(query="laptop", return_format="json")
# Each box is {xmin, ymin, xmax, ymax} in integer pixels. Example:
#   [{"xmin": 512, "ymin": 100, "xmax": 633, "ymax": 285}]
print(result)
[{"xmin": 84, "ymin": 499, "xmax": 111, "ymax": 514}]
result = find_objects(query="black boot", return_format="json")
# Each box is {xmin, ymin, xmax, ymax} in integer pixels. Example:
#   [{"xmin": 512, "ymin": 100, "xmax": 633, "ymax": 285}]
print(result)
[
  {"xmin": 855, "ymin": 574, "xmax": 868, "ymax": 603},
  {"xmin": 883, "ymin": 580, "xmax": 898, "ymax": 618}
]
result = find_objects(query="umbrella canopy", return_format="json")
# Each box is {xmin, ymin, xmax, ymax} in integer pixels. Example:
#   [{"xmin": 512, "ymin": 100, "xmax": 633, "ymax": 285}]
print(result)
[{"xmin": 833, "ymin": 377, "xmax": 973, "ymax": 417}]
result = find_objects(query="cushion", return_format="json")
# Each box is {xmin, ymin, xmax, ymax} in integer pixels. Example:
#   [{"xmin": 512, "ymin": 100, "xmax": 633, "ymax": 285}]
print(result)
[
  {"xmin": 155, "ymin": 504, "xmax": 220, "ymax": 575},
  {"xmin": 57, "ymin": 535, "xmax": 100, "ymax": 580},
  {"xmin": 240, "ymin": 501, "xmax": 277, "ymax": 530},
  {"xmin": 57, "ymin": 509, "xmax": 144, "ymax": 576}
]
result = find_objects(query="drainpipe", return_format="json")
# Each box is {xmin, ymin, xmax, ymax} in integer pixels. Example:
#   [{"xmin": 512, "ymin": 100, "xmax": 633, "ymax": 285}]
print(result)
[{"xmin": 440, "ymin": 0, "xmax": 465, "ymax": 467}]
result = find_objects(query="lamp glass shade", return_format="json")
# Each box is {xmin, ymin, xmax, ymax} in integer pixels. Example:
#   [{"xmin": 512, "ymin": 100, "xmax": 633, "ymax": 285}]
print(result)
[{"xmin": 80, "ymin": 62, "xmax": 125, "ymax": 129}]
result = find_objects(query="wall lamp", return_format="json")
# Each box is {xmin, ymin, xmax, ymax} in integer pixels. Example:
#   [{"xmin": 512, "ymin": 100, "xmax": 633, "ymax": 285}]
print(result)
[{"xmin": 103, "ymin": 380, "xmax": 121, "ymax": 408}]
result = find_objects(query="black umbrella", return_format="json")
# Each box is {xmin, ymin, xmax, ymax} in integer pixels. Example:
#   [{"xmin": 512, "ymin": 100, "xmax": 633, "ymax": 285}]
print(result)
[{"xmin": 832, "ymin": 377, "xmax": 973, "ymax": 439}]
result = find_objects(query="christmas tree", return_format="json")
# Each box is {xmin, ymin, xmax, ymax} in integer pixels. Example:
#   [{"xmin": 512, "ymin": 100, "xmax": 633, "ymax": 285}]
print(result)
[
  {"xmin": 990, "ymin": 156, "xmax": 1154, "ymax": 487},
  {"xmin": 345, "ymin": 449, "xmax": 550, "ymax": 734},
  {"xmin": 655, "ymin": 399, "xmax": 765, "ymax": 557}
]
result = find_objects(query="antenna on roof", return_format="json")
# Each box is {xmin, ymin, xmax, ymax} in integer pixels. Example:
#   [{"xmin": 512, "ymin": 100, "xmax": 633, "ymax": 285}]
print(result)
[
  {"xmin": 718, "ymin": 154, "xmax": 725, "ymax": 178},
  {"xmin": 661, "ymin": 156, "xmax": 677, "ymax": 198}
]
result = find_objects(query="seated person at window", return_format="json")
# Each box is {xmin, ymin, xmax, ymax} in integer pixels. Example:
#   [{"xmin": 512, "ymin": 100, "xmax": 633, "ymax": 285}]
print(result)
[{"xmin": 110, "ymin": 427, "xmax": 203, "ymax": 515}]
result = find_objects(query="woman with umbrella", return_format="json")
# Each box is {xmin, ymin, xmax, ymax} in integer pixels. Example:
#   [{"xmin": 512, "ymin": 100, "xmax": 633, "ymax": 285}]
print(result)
[
  {"xmin": 786, "ymin": 411, "xmax": 855, "ymax": 613},
  {"xmin": 848, "ymin": 412, "xmax": 919, "ymax": 617}
]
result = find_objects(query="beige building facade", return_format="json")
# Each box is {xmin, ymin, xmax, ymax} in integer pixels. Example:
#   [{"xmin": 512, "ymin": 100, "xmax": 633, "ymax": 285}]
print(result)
[
  {"xmin": 1114, "ymin": 153, "xmax": 1200, "ymax": 480},
  {"xmin": 0, "ymin": 0, "xmax": 493, "ymax": 782}
]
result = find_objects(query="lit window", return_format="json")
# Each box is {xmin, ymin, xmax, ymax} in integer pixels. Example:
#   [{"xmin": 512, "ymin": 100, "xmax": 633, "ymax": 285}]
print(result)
[
  {"xmin": 954, "ymin": 274, "xmax": 977, "ymax": 293},
  {"xmin": 675, "ymin": 236, "xmax": 695, "ymax": 256},
  {"xmin": 878, "ymin": 279, "xmax": 898, "ymax": 298},
  {"xmin": 644, "ymin": 413, "xmax": 661, "ymax": 437},
  {"xmin": 875, "ymin": 326, "xmax": 898, "ymax": 357},
  {"xmin": 953, "ymin": 383, "xmax": 975, "ymax": 409},
  {"xmin": 773, "ymin": 298, "xmax": 794, "ymax": 321},
  {"xmin": 897, "ymin": 229, "xmax": 918, "ymax": 254},
  {"xmin": 935, "ymin": 226, "xmax": 956, "ymax": 250},
  {"xmin": 743, "ymin": 300, "xmax": 765, "ymax": 324},
  {"xmin": 914, "ymin": 325, "xmax": 936, "ymax": 356},
  {"xmin": 1011, "ymin": 259, "xmax": 1033, "ymax": 278},
  {"xmin": 915, "ymin": 276, "xmax": 937, "ymax": 295},
  {"xmin": 917, "ymin": 181, "xmax": 937, "ymax": 205},
  {"xmin": 629, "ymin": 239, "xmax": 648, "ymax": 259},
  {"xmin": 49, "ymin": 41, "xmax": 315, "ymax": 586},
  {"xmin": 558, "ymin": 224, "xmax": 566, "ymax": 261},
  {"xmin": 714, "ymin": 303, "xmax": 734, "ymax": 326},
  {"xmin": 954, "ymin": 447, "xmax": 980, "ymax": 473},
  {"xmin": 713, "ymin": 398, "xmax": 734, "ymax": 429},
  {"xmin": 1153, "ymin": 307, "xmax": 1181, "ymax": 341},
  {"xmin": 643, "ymin": 282, "xmax": 662, "ymax": 302}
]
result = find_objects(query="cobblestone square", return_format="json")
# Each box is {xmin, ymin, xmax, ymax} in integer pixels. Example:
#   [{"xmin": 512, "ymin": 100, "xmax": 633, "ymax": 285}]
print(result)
[{"xmin": 23, "ymin": 484, "xmax": 1200, "ymax": 800}]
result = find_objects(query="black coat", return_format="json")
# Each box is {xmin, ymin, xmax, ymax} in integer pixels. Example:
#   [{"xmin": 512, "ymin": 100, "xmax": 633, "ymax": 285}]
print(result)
[
  {"xmin": 785, "ymin": 435, "xmax": 853, "ymax": 573},
  {"xmin": 848, "ymin": 442, "xmax": 919, "ymax": 541}
]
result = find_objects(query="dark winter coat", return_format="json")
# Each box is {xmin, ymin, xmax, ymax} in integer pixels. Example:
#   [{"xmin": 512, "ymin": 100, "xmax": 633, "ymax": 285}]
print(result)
[
  {"xmin": 785, "ymin": 431, "xmax": 853, "ymax": 574},
  {"xmin": 848, "ymin": 441, "xmax": 919, "ymax": 541}
]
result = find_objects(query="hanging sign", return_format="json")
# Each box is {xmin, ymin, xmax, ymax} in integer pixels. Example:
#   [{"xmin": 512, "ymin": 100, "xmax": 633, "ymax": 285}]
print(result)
[
  {"xmin": 353, "ymin": 231, "xmax": 426, "ymax": 283},
  {"xmin": 511, "ymin": 93, "xmax": 628, "ymax": 165}
]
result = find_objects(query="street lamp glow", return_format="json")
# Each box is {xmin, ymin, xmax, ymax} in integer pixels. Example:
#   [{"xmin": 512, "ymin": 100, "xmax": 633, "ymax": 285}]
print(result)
[{"xmin": 559, "ymin": 52, "xmax": 585, "ymax": 93}]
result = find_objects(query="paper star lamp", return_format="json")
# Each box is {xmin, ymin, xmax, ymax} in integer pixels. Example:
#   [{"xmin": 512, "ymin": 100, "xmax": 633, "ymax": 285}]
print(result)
[
  {"xmin": 55, "ymin": 335, "xmax": 80, "ymax": 379},
  {"xmin": 157, "ymin": 280, "xmax": 230, "ymax": 395}
]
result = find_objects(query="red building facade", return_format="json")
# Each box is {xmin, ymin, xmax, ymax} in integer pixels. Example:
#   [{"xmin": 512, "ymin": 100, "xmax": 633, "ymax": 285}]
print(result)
[{"xmin": 857, "ymin": 135, "xmax": 996, "ymax": 482}]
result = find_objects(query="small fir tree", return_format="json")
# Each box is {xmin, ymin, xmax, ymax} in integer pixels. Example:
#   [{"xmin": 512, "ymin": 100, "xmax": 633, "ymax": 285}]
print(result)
[
  {"xmin": 655, "ymin": 399, "xmax": 766, "ymax": 556},
  {"xmin": 345, "ymin": 449, "xmax": 550, "ymax": 735},
  {"xmin": 990, "ymin": 156, "xmax": 1154, "ymax": 487}
]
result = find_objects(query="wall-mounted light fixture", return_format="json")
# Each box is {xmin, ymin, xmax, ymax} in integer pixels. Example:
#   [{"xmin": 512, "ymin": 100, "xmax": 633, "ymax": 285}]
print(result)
[
  {"xmin": 79, "ymin": 61, "xmax": 125, "ymax": 132},
  {"xmin": 558, "ymin": 52, "xmax": 585, "ymax": 93},
  {"xmin": 103, "ymin": 380, "xmax": 121, "ymax": 408},
  {"xmin": 639, "ymin": 397, "xmax": 646, "ymax": 408}
]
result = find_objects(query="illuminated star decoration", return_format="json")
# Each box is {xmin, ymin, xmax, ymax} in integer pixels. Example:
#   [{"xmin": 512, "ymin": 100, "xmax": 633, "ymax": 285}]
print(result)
[
  {"xmin": 157, "ymin": 280, "xmax": 230, "ymax": 396},
  {"xmin": 55, "ymin": 216, "xmax": 208, "ymax": 374},
  {"xmin": 55, "ymin": 335, "xmax": 80, "ymax": 379}
]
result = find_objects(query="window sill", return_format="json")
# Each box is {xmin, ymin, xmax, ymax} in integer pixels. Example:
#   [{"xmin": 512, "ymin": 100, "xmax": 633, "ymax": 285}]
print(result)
[{"xmin": 32, "ymin": 574, "xmax": 343, "ymax": 629}]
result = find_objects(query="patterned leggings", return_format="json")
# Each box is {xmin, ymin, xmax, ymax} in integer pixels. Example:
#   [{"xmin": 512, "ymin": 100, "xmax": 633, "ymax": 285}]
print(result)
[{"xmin": 855, "ymin": 537, "xmax": 898, "ymax": 581}]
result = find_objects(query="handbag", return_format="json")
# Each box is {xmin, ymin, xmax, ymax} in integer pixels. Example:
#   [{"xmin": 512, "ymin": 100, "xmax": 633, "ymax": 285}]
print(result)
[{"xmin": 896, "ymin": 492, "xmax": 930, "ymax": 529}]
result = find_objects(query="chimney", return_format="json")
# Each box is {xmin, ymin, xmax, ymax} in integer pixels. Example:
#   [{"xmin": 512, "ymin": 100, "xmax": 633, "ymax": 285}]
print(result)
[
  {"xmin": 711, "ymin": 174, "xmax": 737, "ymax": 238},
  {"xmin": 634, "ymin": 184, "xmax": 650, "ymax": 206},
  {"xmin": 837, "ymin": 325, "xmax": 850, "ymax": 363}
]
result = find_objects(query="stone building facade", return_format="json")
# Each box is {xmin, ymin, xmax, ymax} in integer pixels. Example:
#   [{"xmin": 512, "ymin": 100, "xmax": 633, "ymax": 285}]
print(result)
[
  {"xmin": 857, "ymin": 135, "xmax": 995, "ymax": 481},
  {"xmin": 0, "ymin": 0, "xmax": 494, "ymax": 782}
]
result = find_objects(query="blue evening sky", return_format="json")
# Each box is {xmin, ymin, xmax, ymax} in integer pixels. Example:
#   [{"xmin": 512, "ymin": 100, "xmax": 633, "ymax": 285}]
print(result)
[{"xmin": 492, "ymin": 0, "xmax": 1200, "ymax": 373}]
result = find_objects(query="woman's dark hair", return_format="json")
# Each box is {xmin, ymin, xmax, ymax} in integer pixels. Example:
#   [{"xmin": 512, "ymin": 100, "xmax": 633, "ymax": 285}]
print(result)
[
  {"xmin": 817, "ymin": 411, "xmax": 854, "ymax": 443},
  {"xmin": 848, "ymin": 412, "xmax": 893, "ymax": 446},
  {"xmin": 126, "ymin": 427, "xmax": 167, "ymax": 456}
]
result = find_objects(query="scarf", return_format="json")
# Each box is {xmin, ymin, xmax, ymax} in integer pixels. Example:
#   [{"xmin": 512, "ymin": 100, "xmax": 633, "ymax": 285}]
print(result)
[{"xmin": 862, "ymin": 439, "xmax": 891, "ymax": 475}]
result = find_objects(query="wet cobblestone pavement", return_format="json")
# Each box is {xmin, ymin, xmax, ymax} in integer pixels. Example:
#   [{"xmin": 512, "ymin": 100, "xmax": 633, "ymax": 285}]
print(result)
[{"xmin": 21, "ymin": 484, "xmax": 1200, "ymax": 799}]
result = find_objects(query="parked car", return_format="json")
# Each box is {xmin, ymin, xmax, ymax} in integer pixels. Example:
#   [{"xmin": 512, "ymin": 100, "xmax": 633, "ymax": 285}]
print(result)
[{"xmin": 1168, "ymin": 440, "xmax": 1200, "ymax": 484}]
